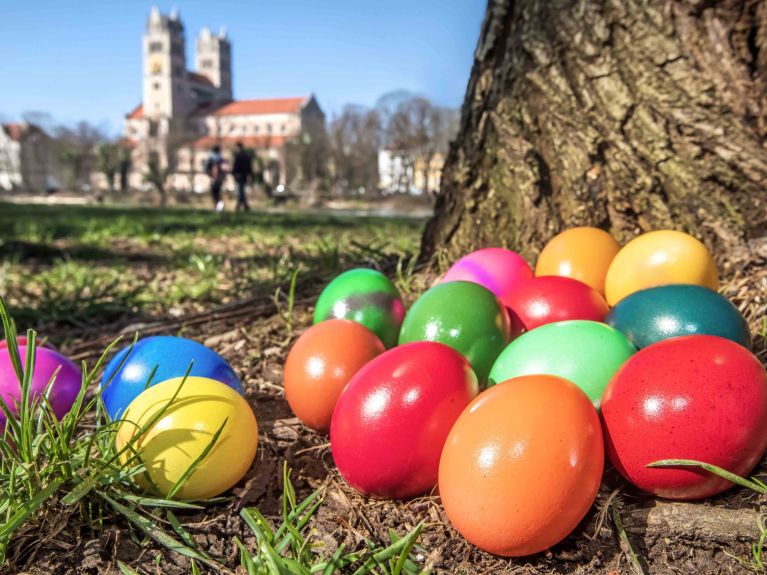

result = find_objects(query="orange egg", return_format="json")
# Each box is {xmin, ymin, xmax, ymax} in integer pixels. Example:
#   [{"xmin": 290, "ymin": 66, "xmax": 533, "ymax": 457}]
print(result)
[
  {"xmin": 535, "ymin": 227, "xmax": 620, "ymax": 296},
  {"xmin": 438, "ymin": 375, "xmax": 604, "ymax": 557},
  {"xmin": 604, "ymin": 230, "xmax": 718, "ymax": 306},
  {"xmin": 284, "ymin": 319, "xmax": 385, "ymax": 431}
]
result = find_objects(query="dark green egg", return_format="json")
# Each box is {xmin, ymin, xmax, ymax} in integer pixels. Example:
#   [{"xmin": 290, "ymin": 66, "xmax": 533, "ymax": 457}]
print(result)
[
  {"xmin": 606, "ymin": 284, "xmax": 751, "ymax": 349},
  {"xmin": 398, "ymin": 281, "xmax": 511, "ymax": 384}
]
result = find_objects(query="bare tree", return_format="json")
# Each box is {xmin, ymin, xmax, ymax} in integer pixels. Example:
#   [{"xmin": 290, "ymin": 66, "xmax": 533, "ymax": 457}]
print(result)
[
  {"xmin": 384, "ymin": 96, "xmax": 459, "ymax": 194},
  {"xmin": 96, "ymin": 142, "xmax": 120, "ymax": 193},
  {"xmin": 329, "ymin": 105, "xmax": 382, "ymax": 195},
  {"xmin": 54, "ymin": 121, "xmax": 105, "ymax": 190}
]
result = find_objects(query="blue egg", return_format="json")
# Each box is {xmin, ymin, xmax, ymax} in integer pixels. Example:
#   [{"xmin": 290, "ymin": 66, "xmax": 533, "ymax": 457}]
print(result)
[
  {"xmin": 606, "ymin": 284, "xmax": 751, "ymax": 349},
  {"xmin": 100, "ymin": 336, "xmax": 243, "ymax": 419}
]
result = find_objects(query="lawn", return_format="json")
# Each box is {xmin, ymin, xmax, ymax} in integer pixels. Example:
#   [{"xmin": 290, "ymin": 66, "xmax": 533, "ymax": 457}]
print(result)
[
  {"xmin": 0, "ymin": 201, "xmax": 431, "ymax": 574},
  {"xmin": 0, "ymin": 203, "xmax": 424, "ymax": 336},
  {"xmin": 1, "ymin": 201, "xmax": 766, "ymax": 575}
]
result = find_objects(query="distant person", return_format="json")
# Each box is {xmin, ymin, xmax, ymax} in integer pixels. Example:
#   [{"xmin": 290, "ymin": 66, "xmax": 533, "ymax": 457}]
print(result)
[
  {"xmin": 231, "ymin": 142, "xmax": 253, "ymax": 212},
  {"xmin": 204, "ymin": 144, "xmax": 226, "ymax": 213}
]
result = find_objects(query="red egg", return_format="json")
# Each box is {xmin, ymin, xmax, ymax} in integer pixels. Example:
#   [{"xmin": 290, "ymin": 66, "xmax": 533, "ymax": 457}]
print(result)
[
  {"xmin": 330, "ymin": 341, "xmax": 479, "ymax": 498},
  {"xmin": 601, "ymin": 335, "xmax": 767, "ymax": 500},
  {"xmin": 503, "ymin": 276, "xmax": 609, "ymax": 331},
  {"xmin": 284, "ymin": 319, "xmax": 385, "ymax": 432}
]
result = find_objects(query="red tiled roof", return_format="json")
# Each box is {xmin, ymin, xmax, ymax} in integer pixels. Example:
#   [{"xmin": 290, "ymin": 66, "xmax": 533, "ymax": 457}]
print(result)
[
  {"xmin": 126, "ymin": 104, "xmax": 143, "ymax": 120},
  {"xmin": 185, "ymin": 135, "xmax": 290, "ymax": 150},
  {"xmin": 210, "ymin": 97, "xmax": 307, "ymax": 117},
  {"xmin": 188, "ymin": 71, "xmax": 214, "ymax": 87},
  {"xmin": 2, "ymin": 123, "xmax": 24, "ymax": 141}
]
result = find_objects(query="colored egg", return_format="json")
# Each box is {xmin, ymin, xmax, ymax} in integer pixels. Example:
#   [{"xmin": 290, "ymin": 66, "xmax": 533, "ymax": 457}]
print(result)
[
  {"xmin": 100, "ymin": 336, "xmax": 242, "ymax": 420},
  {"xmin": 488, "ymin": 320, "xmax": 636, "ymax": 407},
  {"xmin": 607, "ymin": 284, "xmax": 751, "ymax": 349},
  {"xmin": 284, "ymin": 319, "xmax": 385, "ymax": 431},
  {"xmin": 535, "ymin": 227, "xmax": 620, "ymax": 296},
  {"xmin": 441, "ymin": 248, "xmax": 533, "ymax": 306},
  {"xmin": 0, "ymin": 345, "xmax": 81, "ymax": 426},
  {"xmin": 601, "ymin": 335, "xmax": 767, "ymax": 500},
  {"xmin": 504, "ymin": 276, "xmax": 609, "ymax": 331},
  {"xmin": 314, "ymin": 268, "xmax": 405, "ymax": 349},
  {"xmin": 398, "ymin": 281, "xmax": 510, "ymax": 384},
  {"xmin": 0, "ymin": 336, "xmax": 55, "ymax": 350},
  {"xmin": 439, "ymin": 374, "xmax": 604, "ymax": 557},
  {"xmin": 116, "ymin": 376, "xmax": 258, "ymax": 500},
  {"xmin": 330, "ymin": 342, "xmax": 478, "ymax": 498},
  {"xmin": 605, "ymin": 230, "xmax": 718, "ymax": 306}
]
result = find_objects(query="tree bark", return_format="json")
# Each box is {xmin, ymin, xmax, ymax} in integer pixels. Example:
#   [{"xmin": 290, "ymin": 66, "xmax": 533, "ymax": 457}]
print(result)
[{"xmin": 422, "ymin": 0, "xmax": 767, "ymax": 267}]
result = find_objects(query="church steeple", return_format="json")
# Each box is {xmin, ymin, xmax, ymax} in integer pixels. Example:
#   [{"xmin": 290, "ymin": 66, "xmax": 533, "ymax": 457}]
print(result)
[
  {"xmin": 142, "ymin": 6, "xmax": 188, "ymax": 119},
  {"xmin": 195, "ymin": 25, "xmax": 232, "ymax": 102}
]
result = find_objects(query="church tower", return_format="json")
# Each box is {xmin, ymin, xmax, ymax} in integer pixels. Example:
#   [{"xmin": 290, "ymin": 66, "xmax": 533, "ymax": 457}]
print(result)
[
  {"xmin": 143, "ymin": 6, "xmax": 188, "ymax": 119},
  {"xmin": 195, "ymin": 27, "xmax": 233, "ymax": 101}
]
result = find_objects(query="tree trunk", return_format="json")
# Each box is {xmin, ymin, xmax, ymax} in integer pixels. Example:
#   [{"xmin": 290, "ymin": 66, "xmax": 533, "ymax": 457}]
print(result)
[{"xmin": 422, "ymin": 0, "xmax": 767, "ymax": 268}]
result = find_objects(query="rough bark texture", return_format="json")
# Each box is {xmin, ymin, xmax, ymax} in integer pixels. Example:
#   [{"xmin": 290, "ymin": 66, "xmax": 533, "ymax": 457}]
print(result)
[{"xmin": 422, "ymin": 0, "xmax": 767, "ymax": 267}]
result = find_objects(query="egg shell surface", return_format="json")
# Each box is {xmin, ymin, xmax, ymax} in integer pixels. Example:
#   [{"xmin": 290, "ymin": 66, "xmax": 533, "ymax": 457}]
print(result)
[
  {"xmin": 604, "ymin": 230, "xmax": 718, "ymax": 306},
  {"xmin": 100, "ymin": 335, "xmax": 242, "ymax": 420},
  {"xmin": 504, "ymin": 276, "xmax": 609, "ymax": 331},
  {"xmin": 116, "ymin": 376, "xmax": 258, "ymax": 500},
  {"xmin": 313, "ymin": 268, "xmax": 405, "ymax": 349},
  {"xmin": 0, "ymin": 345, "xmax": 81, "ymax": 426},
  {"xmin": 601, "ymin": 335, "xmax": 767, "ymax": 500},
  {"xmin": 330, "ymin": 341, "xmax": 479, "ymax": 499},
  {"xmin": 606, "ymin": 284, "xmax": 751, "ymax": 349},
  {"xmin": 284, "ymin": 319, "xmax": 385, "ymax": 431},
  {"xmin": 439, "ymin": 374, "xmax": 604, "ymax": 557},
  {"xmin": 398, "ymin": 281, "xmax": 510, "ymax": 384},
  {"xmin": 535, "ymin": 226, "xmax": 620, "ymax": 295},
  {"xmin": 441, "ymin": 248, "xmax": 533, "ymax": 306},
  {"xmin": 488, "ymin": 320, "xmax": 636, "ymax": 407}
]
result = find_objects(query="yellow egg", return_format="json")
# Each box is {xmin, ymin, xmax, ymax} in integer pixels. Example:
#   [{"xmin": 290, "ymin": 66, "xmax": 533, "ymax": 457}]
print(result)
[
  {"xmin": 116, "ymin": 376, "xmax": 258, "ymax": 500},
  {"xmin": 605, "ymin": 230, "xmax": 718, "ymax": 306}
]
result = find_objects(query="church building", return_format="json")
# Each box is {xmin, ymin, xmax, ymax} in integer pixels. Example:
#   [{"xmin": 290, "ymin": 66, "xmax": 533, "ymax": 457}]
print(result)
[{"xmin": 122, "ymin": 7, "xmax": 325, "ymax": 191}]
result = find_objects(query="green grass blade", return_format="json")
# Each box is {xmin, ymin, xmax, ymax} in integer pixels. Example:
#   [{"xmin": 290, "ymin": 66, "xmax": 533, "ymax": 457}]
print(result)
[
  {"xmin": 117, "ymin": 561, "xmax": 144, "ymax": 575},
  {"xmin": 0, "ymin": 478, "xmax": 65, "ymax": 539},
  {"xmin": 100, "ymin": 492, "xmax": 226, "ymax": 572},
  {"xmin": 648, "ymin": 459, "xmax": 767, "ymax": 493},
  {"xmin": 165, "ymin": 417, "xmax": 228, "ymax": 499}
]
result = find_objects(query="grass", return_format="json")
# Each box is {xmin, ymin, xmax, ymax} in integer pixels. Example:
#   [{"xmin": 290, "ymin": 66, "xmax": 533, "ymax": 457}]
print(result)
[
  {"xmin": 0, "ymin": 295, "xmax": 428, "ymax": 572},
  {"xmin": 0, "ymin": 202, "xmax": 425, "ymax": 331}
]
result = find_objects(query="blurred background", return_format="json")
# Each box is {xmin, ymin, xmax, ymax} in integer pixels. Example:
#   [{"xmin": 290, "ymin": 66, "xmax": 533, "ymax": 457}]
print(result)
[{"xmin": 0, "ymin": 1, "xmax": 484, "ymax": 212}]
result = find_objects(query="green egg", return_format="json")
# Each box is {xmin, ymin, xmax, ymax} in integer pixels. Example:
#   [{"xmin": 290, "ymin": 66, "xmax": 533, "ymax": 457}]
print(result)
[
  {"xmin": 314, "ymin": 268, "xmax": 405, "ymax": 348},
  {"xmin": 488, "ymin": 320, "xmax": 636, "ymax": 408},
  {"xmin": 398, "ymin": 281, "xmax": 510, "ymax": 385}
]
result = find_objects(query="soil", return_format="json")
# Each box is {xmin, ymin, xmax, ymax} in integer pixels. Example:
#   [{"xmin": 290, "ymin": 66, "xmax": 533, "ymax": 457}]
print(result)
[{"xmin": 5, "ymin": 260, "xmax": 767, "ymax": 575}]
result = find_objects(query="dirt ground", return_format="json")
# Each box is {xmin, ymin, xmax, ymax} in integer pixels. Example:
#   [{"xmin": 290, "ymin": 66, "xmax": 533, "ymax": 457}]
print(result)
[{"xmin": 5, "ymin": 256, "xmax": 767, "ymax": 575}]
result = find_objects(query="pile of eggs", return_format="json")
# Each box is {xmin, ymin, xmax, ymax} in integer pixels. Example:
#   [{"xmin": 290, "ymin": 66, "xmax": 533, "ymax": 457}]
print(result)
[
  {"xmin": 284, "ymin": 227, "xmax": 767, "ymax": 557},
  {"xmin": 0, "ymin": 335, "xmax": 258, "ymax": 501}
]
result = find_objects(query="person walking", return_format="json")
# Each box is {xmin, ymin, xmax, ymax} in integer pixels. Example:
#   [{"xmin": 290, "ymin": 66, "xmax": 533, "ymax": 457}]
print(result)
[
  {"xmin": 231, "ymin": 142, "xmax": 253, "ymax": 212},
  {"xmin": 205, "ymin": 144, "xmax": 226, "ymax": 213}
]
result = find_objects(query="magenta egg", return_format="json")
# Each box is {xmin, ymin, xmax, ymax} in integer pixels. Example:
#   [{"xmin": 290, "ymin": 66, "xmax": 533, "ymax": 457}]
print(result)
[
  {"xmin": 330, "ymin": 341, "xmax": 479, "ymax": 499},
  {"xmin": 441, "ymin": 248, "xmax": 533, "ymax": 307},
  {"xmin": 601, "ymin": 335, "xmax": 767, "ymax": 499},
  {"xmin": 0, "ymin": 345, "xmax": 82, "ymax": 425},
  {"xmin": 504, "ymin": 276, "xmax": 610, "ymax": 331}
]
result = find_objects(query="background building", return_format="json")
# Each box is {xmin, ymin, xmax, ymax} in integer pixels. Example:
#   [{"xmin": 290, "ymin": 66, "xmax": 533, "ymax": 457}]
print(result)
[
  {"xmin": 0, "ymin": 123, "xmax": 60, "ymax": 192},
  {"xmin": 122, "ymin": 7, "xmax": 325, "ymax": 191}
]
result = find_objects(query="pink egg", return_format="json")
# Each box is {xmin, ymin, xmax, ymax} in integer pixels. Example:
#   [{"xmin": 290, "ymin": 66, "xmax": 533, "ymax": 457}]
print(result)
[
  {"xmin": 441, "ymin": 248, "xmax": 533, "ymax": 306},
  {"xmin": 0, "ymin": 345, "xmax": 82, "ymax": 425}
]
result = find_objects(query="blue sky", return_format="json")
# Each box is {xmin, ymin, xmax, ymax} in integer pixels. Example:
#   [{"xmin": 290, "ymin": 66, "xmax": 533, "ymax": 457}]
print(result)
[{"xmin": 0, "ymin": 1, "xmax": 485, "ymax": 135}]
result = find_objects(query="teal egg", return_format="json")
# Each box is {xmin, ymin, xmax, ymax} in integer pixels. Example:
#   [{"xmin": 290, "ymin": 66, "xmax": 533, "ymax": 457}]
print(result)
[{"xmin": 606, "ymin": 284, "xmax": 751, "ymax": 349}]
